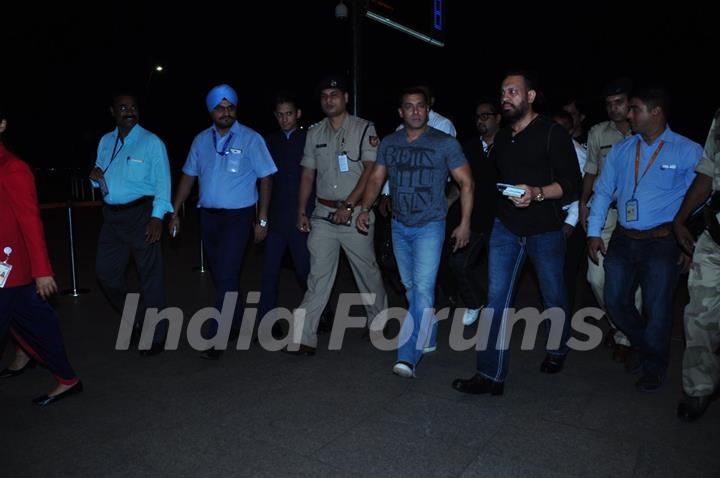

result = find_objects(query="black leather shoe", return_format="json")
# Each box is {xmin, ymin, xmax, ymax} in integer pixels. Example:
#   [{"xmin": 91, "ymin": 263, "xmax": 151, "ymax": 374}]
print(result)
[
  {"xmin": 540, "ymin": 354, "xmax": 565, "ymax": 374},
  {"xmin": 281, "ymin": 344, "xmax": 316, "ymax": 356},
  {"xmin": 451, "ymin": 374, "xmax": 504, "ymax": 395},
  {"xmin": 32, "ymin": 381, "xmax": 84, "ymax": 406},
  {"xmin": 0, "ymin": 359, "xmax": 36, "ymax": 378},
  {"xmin": 200, "ymin": 349, "xmax": 224, "ymax": 360},
  {"xmin": 139, "ymin": 343, "xmax": 164, "ymax": 357},
  {"xmin": 636, "ymin": 373, "xmax": 663, "ymax": 392},
  {"xmin": 677, "ymin": 394, "xmax": 715, "ymax": 422}
]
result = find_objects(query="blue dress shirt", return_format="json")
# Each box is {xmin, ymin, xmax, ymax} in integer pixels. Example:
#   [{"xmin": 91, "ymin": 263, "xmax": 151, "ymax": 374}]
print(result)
[
  {"xmin": 94, "ymin": 125, "xmax": 173, "ymax": 219},
  {"xmin": 183, "ymin": 121, "xmax": 277, "ymax": 209},
  {"xmin": 588, "ymin": 126, "xmax": 702, "ymax": 236}
]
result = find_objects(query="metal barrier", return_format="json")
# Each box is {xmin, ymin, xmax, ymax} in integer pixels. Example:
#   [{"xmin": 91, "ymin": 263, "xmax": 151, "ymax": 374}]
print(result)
[
  {"xmin": 39, "ymin": 196, "xmax": 207, "ymax": 294},
  {"xmin": 39, "ymin": 200, "xmax": 102, "ymax": 296}
]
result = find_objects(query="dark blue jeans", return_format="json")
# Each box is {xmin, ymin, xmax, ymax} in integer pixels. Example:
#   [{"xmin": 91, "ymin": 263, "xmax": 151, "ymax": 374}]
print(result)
[
  {"xmin": 476, "ymin": 219, "xmax": 570, "ymax": 383},
  {"xmin": 604, "ymin": 233, "xmax": 680, "ymax": 377}
]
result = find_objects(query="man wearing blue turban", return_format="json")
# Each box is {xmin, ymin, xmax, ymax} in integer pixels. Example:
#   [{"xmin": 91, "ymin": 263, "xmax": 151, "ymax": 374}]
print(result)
[{"xmin": 170, "ymin": 84, "xmax": 277, "ymax": 360}]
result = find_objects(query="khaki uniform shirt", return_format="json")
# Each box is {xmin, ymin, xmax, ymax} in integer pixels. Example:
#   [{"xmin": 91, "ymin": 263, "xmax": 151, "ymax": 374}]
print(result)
[
  {"xmin": 695, "ymin": 113, "xmax": 720, "ymax": 193},
  {"xmin": 301, "ymin": 114, "xmax": 378, "ymax": 201},
  {"xmin": 584, "ymin": 120, "xmax": 633, "ymax": 175}
]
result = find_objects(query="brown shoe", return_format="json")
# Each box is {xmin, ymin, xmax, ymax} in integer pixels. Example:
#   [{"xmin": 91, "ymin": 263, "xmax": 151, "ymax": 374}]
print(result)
[
  {"xmin": 281, "ymin": 344, "xmax": 316, "ymax": 356},
  {"xmin": 612, "ymin": 344, "xmax": 630, "ymax": 363}
]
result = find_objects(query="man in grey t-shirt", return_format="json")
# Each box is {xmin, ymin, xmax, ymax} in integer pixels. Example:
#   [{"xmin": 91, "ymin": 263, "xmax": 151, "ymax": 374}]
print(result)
[{"xmin": 357, "ymin": 86, "xmax": 474, "ymax": 378}]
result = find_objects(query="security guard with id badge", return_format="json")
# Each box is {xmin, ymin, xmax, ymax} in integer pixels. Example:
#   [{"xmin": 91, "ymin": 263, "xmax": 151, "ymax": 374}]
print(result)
[
  {"xmin": 588, "ymin": 86, "xmax": 702, "ymax": 392},
  {"xmin": 170, "ymin": 84, "xmax": 277, "ymax": 359},
  {"xmin": 90, "ymin": 92, "xmax": 173, "ymax": 355},
  {"xmin": 285, "ymin": 76, "xmax": 388, "ymax": 354}
]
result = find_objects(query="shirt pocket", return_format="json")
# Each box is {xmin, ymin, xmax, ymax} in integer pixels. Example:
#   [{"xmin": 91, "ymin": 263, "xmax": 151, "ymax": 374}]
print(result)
[{"xmin": 126, "ymin": 157, "xmax": 150, "ymax": 182}]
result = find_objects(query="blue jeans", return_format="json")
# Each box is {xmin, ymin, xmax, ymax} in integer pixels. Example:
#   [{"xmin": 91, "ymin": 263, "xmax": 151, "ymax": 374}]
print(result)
[
  {"xmin": 476, "ymin": 219, "xmax": 571, "ymax": 383},
  {"xmin": 604, "ymin": 233, "xmax": 680, "ymax": 377},
  {"xmin": 392, "ymin": 219, "xmax": 445, "ymax": 368}
]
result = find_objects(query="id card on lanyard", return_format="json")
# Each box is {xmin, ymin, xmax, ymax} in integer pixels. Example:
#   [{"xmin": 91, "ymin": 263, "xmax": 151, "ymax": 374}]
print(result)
[
  {"xmin": 213, "ymin": 130, "xmax": 238, "ymax": 173},
  {"xmin": 626, "ymin": 139, "xmax": 665, "ymax": 222},
  {"xmin": 0, "ymin": 247, "xmax": 13, "ymax": 288}
]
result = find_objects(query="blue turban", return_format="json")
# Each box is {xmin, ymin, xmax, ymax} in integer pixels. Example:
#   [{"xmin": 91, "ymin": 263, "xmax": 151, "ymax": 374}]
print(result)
[{"xmin": 206, "ymin": 84, "xmax": 238, "ymax": 112}]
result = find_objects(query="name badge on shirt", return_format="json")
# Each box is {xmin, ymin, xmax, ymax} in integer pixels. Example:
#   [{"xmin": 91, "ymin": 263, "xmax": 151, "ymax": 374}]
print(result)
[
  {"xmin": 230, "ymin": 148, "xmax": 242, "ymax": 155},
  {"xmin": 625, "ymin": 199, "xmax": 639, "ymax": 222},
  {"xmin": 127, "ymin": 157, "xmax": 144, "ymax": 163},
  {"xmin": 0, "ymin": 247, "xmax": 12, "ymax": 288},
  {"xmin": 338, "ymin": 154, "xmax": 349, "ymax": 172},
  {"xmin": 227, "ymin": 157, "xmax": 240, "ymax": 174},
  {"xmin": 98, "ymin": 177, "xmax": 110, "ymax": 197},
  {"xmin": 0, "ymin": 262, "xmax": 12, "ymax": 288}
]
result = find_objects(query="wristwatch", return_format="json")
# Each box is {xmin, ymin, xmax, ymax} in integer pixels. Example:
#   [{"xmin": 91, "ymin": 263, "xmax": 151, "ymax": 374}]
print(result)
[
  {"xmin": 343, "ymin": 201, "xmax": 354, "ymax": 211},
  {"xmin": 259, "ymin": 218, "xmax": 268, "ymax": 228},
  {"xmin": 534, "ymin": 186, "xmax": 545, "ymax": 202},
  {"xmin": 360, "ymin": 206, "xmax": 371, "ymax": 213}
]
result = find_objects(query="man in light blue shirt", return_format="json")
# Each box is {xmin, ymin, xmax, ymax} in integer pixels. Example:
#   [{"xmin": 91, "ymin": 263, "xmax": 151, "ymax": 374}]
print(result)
[
  {"xmin": 90, "ymin": 92, "xmax": 173, "ymax": 356},
  {"xmin": 588, "ymin": 86, "xmax": 703, "ymax": 392},
  {"xmin": 170, "ymin": 84, "xmax": 277, "ymax": 359}
]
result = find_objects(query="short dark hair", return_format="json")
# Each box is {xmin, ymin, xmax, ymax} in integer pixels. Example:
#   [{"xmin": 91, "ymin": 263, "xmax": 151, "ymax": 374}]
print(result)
[
  {"xmin": 0, "ymin": 101, "xmax": 5, "ymax": 122},
  {"xmin": 475, "ymin": 97, "xmax": 500, "ymax": 115},
  {"xmin": 551, "ymin": 109, "xmax": 574, "ymax": 126},
  {"xmin": 399, "ymin": 87, "xmax": 429, "ymax": 107},
  {"xmin": 111, "ymin": 90, "xmax": 139, "ymax": 106},
  {"xmin": 504, "ymin": 69, "xmax": 540, "ymax": 92},
  {"xmin": 274, "ymin": 91, "xmax": 300, "ymax": 109},
  {"xmin": 631, "ymin": 86, "xmax": 670, "ymax": 117}
]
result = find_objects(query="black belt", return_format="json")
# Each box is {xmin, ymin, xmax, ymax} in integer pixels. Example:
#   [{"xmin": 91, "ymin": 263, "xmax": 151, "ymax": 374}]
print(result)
[
  {"xmin": 200, "ymin": 205, "xmax": 254, "ymax": 214},
  {"xmin": 105, "ymin": 196, "xmax": 153, "ymax": 211}
]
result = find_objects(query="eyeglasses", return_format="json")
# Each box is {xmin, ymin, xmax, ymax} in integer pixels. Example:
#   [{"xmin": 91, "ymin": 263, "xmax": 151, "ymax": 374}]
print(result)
[{"xmin": 475, "ymin": 112, "xmax": 495, "ymax": 121}]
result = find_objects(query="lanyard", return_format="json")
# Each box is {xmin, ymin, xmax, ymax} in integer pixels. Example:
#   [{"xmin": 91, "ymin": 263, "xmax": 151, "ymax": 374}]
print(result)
[
  {"xmin": 102, "ymin": 134, "xmax": 125, "ymax": 173},
  {"xmin": 633, "ymin": 139, "xmax": 665, "ymax": 197},
  {"xmin": 212, "ymin": 130, "xmax": 234, "ymax": 156}
]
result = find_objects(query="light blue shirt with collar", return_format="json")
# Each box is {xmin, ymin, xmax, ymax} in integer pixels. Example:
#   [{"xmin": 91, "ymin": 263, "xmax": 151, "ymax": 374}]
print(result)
[
  {"xmin": 94, "ymin": 124, "xmax": 173, "ymax": 219},
  {"xmin": 183, "ymin": 121, "xmax": 277, "ymax": 209},
  {"xmin": 588, "ymin": 126, "xmax": 702, "ymax": 236}
]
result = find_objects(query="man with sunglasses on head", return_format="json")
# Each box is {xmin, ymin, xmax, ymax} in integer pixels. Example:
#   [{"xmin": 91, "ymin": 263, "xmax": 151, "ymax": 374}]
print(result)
[{"xmin": 170, "ymin": 84, "xmax": 277, "ymax": 360}]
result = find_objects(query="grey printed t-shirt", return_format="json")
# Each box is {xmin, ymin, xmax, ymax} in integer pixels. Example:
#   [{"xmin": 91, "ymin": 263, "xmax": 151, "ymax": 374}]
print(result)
[{"xmin": 376, "ymin": 126, "xmax": 466, "ymax": 227}]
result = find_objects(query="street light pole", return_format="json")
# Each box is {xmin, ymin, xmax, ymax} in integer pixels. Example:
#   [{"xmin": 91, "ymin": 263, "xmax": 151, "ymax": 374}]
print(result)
[
  {"xmin": 351, "ymin": 0, "xmax": 361, "ymax": 116},
  {"xmin": 336, "ymin": 0, "xmax": 362, "ymax": 116}
]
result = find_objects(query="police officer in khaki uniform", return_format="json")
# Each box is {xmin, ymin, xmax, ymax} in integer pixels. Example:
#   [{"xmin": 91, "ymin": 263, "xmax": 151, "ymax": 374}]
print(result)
[
  {"xmin": 579, "ymin": 78, "xmax": 638, "ymax": 361},
  {"xmin": 285, "ymin": 76, "xmax": 387, "ymax": 354},
  {"xmin": 673, "ymin": 108, "xmax": 720, "ymax": 421}
]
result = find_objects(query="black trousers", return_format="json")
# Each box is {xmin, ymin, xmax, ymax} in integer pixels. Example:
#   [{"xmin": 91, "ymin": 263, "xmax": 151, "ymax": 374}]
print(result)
[
  {"xmin": 96, "ymin": 201, "xmax": 167, "ymax": 343},
  {"xmin": 447, "ymin": 231, "xmax": 488, "ymax": 309},
  {"xmin": 563, "ymin": 224, "xmax": 587, "ymax": 312}
]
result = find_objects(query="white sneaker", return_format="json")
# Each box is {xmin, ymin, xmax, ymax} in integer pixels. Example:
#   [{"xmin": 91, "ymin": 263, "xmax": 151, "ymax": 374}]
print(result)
[
  {"xmin": 462, "ymin": 307, "xmax": 482, "ymax": 326},
  {"xmin": 423, "ymin": 345, "xmax": 437, "ymax": 354},
  {"xmin": 392, "ymin": 362, "xmax": 414, "ymax": 378}
]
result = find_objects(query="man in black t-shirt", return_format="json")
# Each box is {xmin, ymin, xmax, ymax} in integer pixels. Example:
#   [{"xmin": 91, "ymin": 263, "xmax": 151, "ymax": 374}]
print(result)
[{"xmin": 452, "ymin": 71, "xmax": 582, "ymax": 396}]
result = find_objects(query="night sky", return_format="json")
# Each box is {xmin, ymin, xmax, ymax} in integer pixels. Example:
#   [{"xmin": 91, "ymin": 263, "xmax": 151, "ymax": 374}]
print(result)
[{"xmin": 2, "ymin": 1, "xmax": 715, "ymax": 179}]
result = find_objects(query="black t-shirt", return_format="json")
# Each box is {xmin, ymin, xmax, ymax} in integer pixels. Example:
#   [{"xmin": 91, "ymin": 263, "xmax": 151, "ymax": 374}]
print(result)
[{"xmin": 491, "ymin": 115, "xmax": 581, "ymax": 236}]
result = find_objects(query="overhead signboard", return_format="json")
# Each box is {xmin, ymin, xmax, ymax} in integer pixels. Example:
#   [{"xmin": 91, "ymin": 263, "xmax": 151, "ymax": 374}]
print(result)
[{"xmin": 365, "ymin": 0, "xmax": 445, "ymax": 47}]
